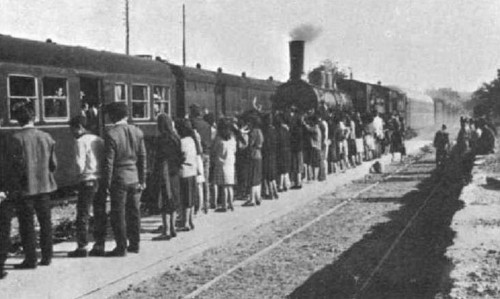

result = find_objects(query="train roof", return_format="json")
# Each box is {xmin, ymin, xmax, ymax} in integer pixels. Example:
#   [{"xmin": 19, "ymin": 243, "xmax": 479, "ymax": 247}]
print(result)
[
  {"xmin": 169, "ymin": 64, "xmax": 217, "ymax": 83},
  {"xmin": 243, "ymin": 76, "xmax": 280, "ymax": 90},
  {"xmin": 387, "ymin": 86, "xmax": 434, "ymax": 104},
  {"xmin": 0, "ymin": 34, "xmax": 174, "ymax": 78}
]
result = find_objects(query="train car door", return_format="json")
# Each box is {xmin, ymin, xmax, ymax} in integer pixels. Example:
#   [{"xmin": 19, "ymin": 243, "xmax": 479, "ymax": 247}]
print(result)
[{"xmin": 79, "ymin": 76, "xmax": 104, "ymax": 135}]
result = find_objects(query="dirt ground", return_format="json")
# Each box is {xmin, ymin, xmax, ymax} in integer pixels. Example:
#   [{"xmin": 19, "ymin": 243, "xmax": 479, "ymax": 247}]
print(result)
[
  {"xmin": 113, "ymin": 143, "xmax": 471, "ymax": 298},
  {"xmin": 446, "ymin": 137, "xmax": 500, "ymax": 299}
]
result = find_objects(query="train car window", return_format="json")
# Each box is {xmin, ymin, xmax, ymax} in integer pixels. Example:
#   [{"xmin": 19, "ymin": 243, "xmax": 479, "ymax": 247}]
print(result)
[
  {"xmin": 153, "ymin": 86, "xmax": 170, "ymax": 118},
  {"xmin": 114, "ymin": 83, "xmax": 127, "ymax": 102},
  {"xmin": 8, "ymin": 75, "xmax": 40, "ymax": 123},
  {"xmin": 131, "ymin": 85, "xmax": 149, "ymax": 120},
  {"xmin": 42, "ymin": 77, "xmax": 69, "ymax": 121}
]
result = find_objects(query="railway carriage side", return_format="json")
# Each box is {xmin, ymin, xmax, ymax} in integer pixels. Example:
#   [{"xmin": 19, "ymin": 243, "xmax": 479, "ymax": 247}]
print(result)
[{"xmin": 0, "ymin": 35, "xmax": 176, "ymax": 190}]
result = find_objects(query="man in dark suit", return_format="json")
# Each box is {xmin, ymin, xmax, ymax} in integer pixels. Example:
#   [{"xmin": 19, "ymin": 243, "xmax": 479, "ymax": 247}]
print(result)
[
  {"xmin": 6, "ymin": 102, "xmax": 57, "ymax": 268},
  {"xmin": 103, "ymin": 102, "xmax": 146, "ymax": 256},
  {"xmin": 0, "ymin": 127, "xmax": 14, "ymax": 278}
]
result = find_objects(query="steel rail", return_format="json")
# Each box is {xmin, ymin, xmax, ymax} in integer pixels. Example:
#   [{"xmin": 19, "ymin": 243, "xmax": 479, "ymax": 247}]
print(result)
[{"xmin": 183, "ymin": 151, "xmax": 430, "ymax": 299}]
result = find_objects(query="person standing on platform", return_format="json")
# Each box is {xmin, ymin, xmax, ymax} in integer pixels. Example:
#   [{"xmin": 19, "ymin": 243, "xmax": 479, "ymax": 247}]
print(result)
[
  {"xmin": 243, "ymin": 115, "xmax": 264, "ymax": 206},
  {"xmin": 176, "ymin": 119, "xmax": 198, "ymax": 231},
  {"xmin": 211, "ymin": 118, "xmax": 238, "ymax": 211},
  {"xmin": 289, "ymin": 108, "xmax": 304, "ymax": 189},
  {"xmin": 302, "ymin": 115, "xmax": 322, "ymax": 181},
  {"xmin": 103, "ymin": 102, "xmax": 146, "ymax": 257},
  {"xmin": 152, "ymin": 114, "xmax": 182, "ymax": 241},
  {"xmin": 276, "ymin": 113, "xmax": 292, "ymax": 191},
  {"xmin": 6, "ymin": 102, "xmax": 57, "ymax": 268},
  {"xmin": 373, "ymin": 112, "xmax": 384, "ymax": 158},
  {"xmin": 433, "ymin": 124, "xmax": 450, "ymax": 168},
  {"xmin": 190, "ymin": 105, "xmax": 212, "ymax": 213},
  {"xmin": 67, "ymin": 115, "xmax": 105, "ymax": 257},
  {"xmin": 262, "ymin": 114, "xmax": 279, "ymax": 199},
  {"xmin": 0, "ymin": 128, "xmax": 14, "ymax": 278}
]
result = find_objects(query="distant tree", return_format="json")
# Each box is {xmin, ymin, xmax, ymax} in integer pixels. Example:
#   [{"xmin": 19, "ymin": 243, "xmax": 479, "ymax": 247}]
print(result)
[
  {"xmin": 425, "ymin": 87, "xmax": 470, "ymax": 114},
  {"xmin": 466, "ymin": 71, "xmax": 500, "ymax": 118}
]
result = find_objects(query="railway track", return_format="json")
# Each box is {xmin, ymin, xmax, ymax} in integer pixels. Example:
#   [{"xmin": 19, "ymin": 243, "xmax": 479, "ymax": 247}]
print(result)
[
  {"xmin": 114, "ymin": 143, "xmax": 467, "ymax": 299},
  {"xmin": 184, "ymin": 149, "xmax": 433, "ymax": 299}
]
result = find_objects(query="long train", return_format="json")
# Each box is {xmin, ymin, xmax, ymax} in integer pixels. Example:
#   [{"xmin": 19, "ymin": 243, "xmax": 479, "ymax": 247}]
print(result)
[{"xmin": 0, "ymin": 34, "xmax": 457, "ymax": 190}]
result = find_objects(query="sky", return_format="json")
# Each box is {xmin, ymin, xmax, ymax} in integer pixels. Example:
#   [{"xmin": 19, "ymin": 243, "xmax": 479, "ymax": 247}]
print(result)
[{"xmin": 1, "ymin": 0, "xmax": 500, "ymax": 92}]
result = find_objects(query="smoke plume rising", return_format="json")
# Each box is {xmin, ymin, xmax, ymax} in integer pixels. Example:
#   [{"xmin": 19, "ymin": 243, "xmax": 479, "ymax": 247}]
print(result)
[{"xmin": 289, "ymin": 23, "xmax": 323, "ymax": 42}]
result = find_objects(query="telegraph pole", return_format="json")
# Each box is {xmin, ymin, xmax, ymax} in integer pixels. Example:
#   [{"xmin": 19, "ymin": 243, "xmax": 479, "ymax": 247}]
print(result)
[
  {"xmin": 125, "ymin": 0, "xmax": 130, "ymax": 55},
  {"xmin": 183, "ymin": 4, "xmax": 186, "ymax": 66}
]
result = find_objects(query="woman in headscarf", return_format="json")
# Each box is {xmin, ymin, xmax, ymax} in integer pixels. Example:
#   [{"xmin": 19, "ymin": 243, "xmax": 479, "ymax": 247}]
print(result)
[{"xmin": 152, "ymin": 114, "xmax": 183, "ymax": 241}]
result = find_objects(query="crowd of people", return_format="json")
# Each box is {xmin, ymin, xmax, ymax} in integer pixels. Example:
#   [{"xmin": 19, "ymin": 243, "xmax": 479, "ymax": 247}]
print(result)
[
  {"xmin": 433, "ymin": 116, "xmax": 496, "ymax": 176},
  {"xmin": 0, "ymin": 100, "xmax": 411, "ymax": 279}
]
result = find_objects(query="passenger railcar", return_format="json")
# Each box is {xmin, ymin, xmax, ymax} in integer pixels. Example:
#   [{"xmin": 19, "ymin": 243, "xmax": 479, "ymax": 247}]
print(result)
[
  {"xmin": 173, "ymin": 63, "xmax": 279, "ymax": 119},
  {"xmin": 0, "ymin": 34, "xmax": 176, "ymax": 189},
  {"xmin": 170, "ymin": 64, "xmax": 217, "ymax": 117},
  {"xmin": 389, "ymin": 87, "xmax": 434, "ymax": 130}
]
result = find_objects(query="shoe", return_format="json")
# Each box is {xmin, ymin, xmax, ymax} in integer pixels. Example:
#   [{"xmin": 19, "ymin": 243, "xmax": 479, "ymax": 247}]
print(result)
[
  {"xmin": 170, "ymin": 230, "xmax": 177, "ymax": 238},
  {"xmin": 127, "ymin": 246, "xmax": 139, "ymax": 254},
  {"xmin": 89, "ymin": 248, "xmax": 106, "ymax": 257},
  {"xmin": 291, "ymin": 185, "xmax": 302, "ymax": 190},
  {"xmin": 189, "ymin": 222, "xmax": 195, "ymax": 230},
  {"xmin": 242, "ymin": 201, "xmax": 255, "ymax": 207},
  {"xmin": 177, "ymin": 226, "xmax": 190, "ymax": 232},
  {"xmin": 14, "ymin": 260, "xmax": 37, "ymax": 269},
  {"xmin": 68, "ymin": 248, "xmax": 88, "ymax": 258},
  {"xmin": 153, "ymin": 225, "xmax": 164, "ymax": 234},
  {"xmin": 152, "ymin": 234, "xmax": 171, "ymax": 241},
  {"xmin": 256, "ymin": 199, "xmax": 261, "ymax": 206},
  {"xmin": 228, "ymin": 204, "xmax": 234, "ymax": 212},
  {"xmin": 215, "ymin": 207, "xmax": 227, "ymax": 212},
  {"xmin": 39, "ymin": 258, "xmax": 51, "ymax": 266},
  {"xmin": 105, "ymin": 248, "xmax": 127, "ymax": 257}
]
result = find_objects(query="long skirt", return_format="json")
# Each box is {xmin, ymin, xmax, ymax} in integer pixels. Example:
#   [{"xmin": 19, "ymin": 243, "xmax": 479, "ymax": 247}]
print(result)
[
  {"xmin": 159, "ymin": 174, "xmax": 180, "ymax": 214},
  {"xmin": 328, "ymin": 139, "xmax": 338, "ymax": 162},
  {"xmin": 180, "ymin": 176, "xmax": 196, "ymax": 208},
  {"xmin": 263, "ymin": 154, "xmax": 278, "ymax": 181},
  {"xmin": 213, "ymin": 163, "xmax": 235, "ymax": 186},
  {"xmin": 390, "ymin": 132, "xmax": 404, "ymax": 154},
  {"xmin": 348, "ymin": 139, "xmax": 357, "ymax": 158},
  {"xmin": 310, "ymin": 148, "xmax": 322, "ymax": 168},
  {"xmin": 291, "ymin": 151, "xmax": 303, "ymax": 175},
  {"xmin": 248, "ymin": 158, "xmax": 262, "ymax": 187},
  {"xmin": 355, "ymin": 138, "xmax": 364, "ymax": 154},
  {"xmin": 364, "ymin": 135, "xmax": 375, "ymax": 151}
]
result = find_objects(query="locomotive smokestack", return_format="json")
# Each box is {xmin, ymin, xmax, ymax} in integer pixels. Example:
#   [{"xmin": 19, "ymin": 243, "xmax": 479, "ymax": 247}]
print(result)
[{"xmin": 289, "ymin": 40, "xmax": 305, "ymax": 81}]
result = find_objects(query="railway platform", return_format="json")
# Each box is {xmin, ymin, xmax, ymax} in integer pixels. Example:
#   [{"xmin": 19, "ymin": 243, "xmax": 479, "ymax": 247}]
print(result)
[
  {"xmin": 446, "ymin": 150, "xmax": 500, "ymax": 298},
  {"xmin": 1, "ymin": 138, "xmax": 432, "ymax": 299}
]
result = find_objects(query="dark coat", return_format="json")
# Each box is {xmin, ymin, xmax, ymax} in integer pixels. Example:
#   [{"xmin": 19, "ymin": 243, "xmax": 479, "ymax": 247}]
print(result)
[
  {"xmin": 151, "ymin": 114, "xmax": 183, "ymax": 212},
  {"xmin": 7, "ymin": 127, "xmax": 57, "ymax": 196},
  {"xmin": 103, "ymin": 123, "xmax": 146, "ymax": 188}
]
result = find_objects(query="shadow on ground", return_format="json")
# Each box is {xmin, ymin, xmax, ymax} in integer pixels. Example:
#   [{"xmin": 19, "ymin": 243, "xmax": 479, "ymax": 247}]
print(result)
[{"xmin": 288, "ymin": 151, "xmax": 471, "ymax": 299}]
